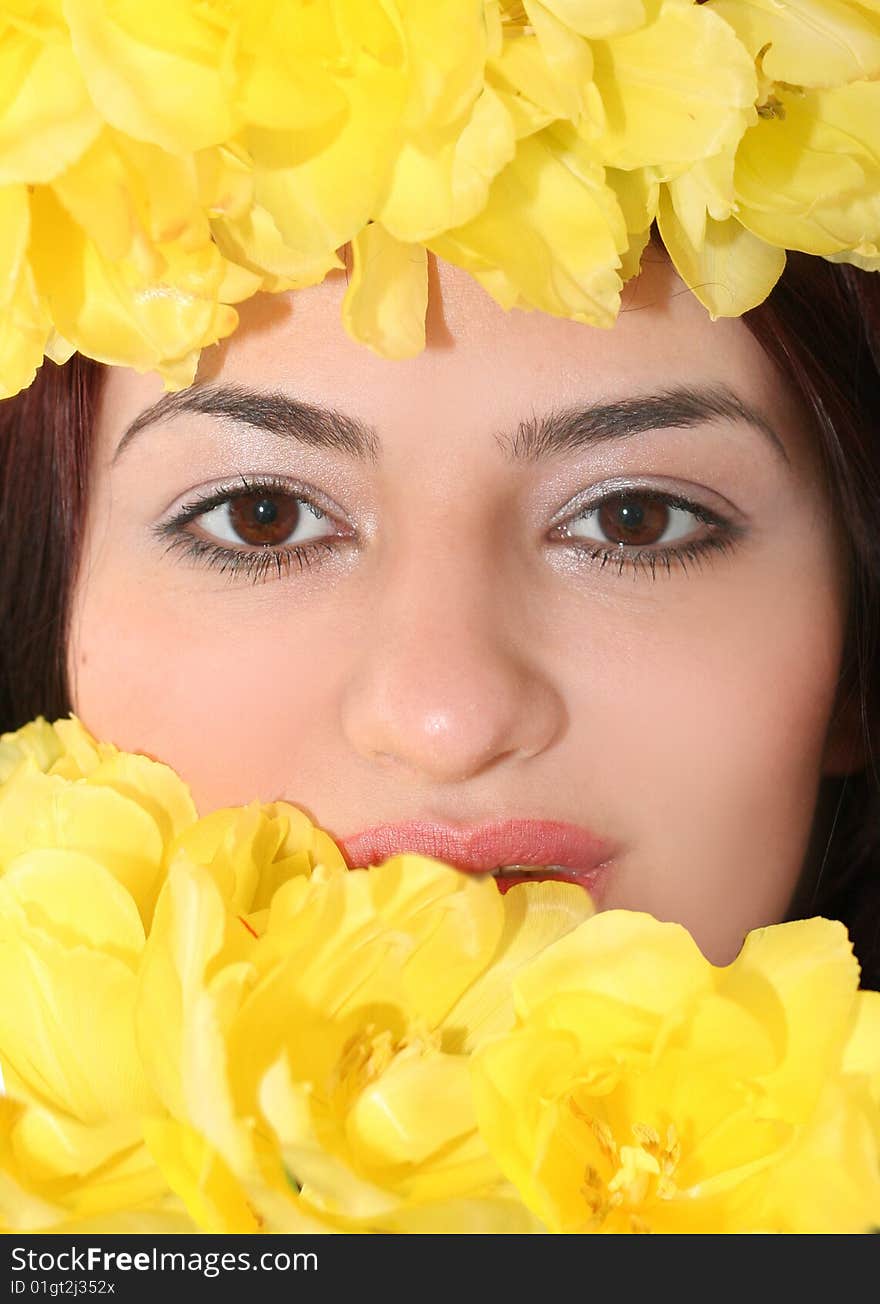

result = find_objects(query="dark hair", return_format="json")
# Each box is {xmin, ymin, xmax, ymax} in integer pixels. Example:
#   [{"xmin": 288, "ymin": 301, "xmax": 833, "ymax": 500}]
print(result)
[{"xmin": 1, "ymin": 256, "xmax": 879, "ymax": 986}]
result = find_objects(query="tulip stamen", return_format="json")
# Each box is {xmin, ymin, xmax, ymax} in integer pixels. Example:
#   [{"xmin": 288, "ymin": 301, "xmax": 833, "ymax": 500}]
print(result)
[{"xmin": 569, "ymin": 1101, "xmax": 682, "ymax": 1231}]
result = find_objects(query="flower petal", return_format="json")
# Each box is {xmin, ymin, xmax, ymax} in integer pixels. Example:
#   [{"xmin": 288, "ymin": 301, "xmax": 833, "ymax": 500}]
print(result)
[
  {"xmin": 379, "ymin": 86, "xmax": 516, "ymax": 242},
  {"xmin": 63, "ymin": 0, "xmax": 237, "ymax": 153},
  {"xmin": 592, "ymin": 1, "xmax": 757, "ymax": 172},
  {"xmin": 725, "ymin": 917, "xmax": 862, "ymax": 1120},
  {"xmin": 143, "ymin": 1118, "xmax": 261, "ymax": 1233},
  {"xmin": 445, "ymin": 881, "xmax": 595, "ymax": 1051},
  {"xmin": 0, "ymin": 14, "xmax": 100, "ymax": 184},
  {"xmin": 710, "ymin": 0, "xmax": 880, "ymax": 89},
  {"xmin": 658, "ymin": 188, "xmax": 786, "ymax": 318},
  {"xmin": 429, "ymin": 122, "xmax": 627, "ymax": 326},
  {"xmin": 342, "ymin": 225, "xmax": 429, "ymax": 360},
  {"xmin": 733, "ymin": 81, "xmax": 880, "ymax": 256}
]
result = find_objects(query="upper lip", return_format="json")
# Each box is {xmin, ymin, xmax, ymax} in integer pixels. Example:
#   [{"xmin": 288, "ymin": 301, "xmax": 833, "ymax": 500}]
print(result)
[{"xmin": 337, "ymin": 819, "xmax": 615, "ymax": 876}]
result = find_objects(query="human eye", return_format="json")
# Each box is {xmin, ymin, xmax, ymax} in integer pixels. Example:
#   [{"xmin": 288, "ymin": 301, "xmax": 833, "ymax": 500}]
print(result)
[
  {"xmin": 153, "ymin": 475, "xmax": 354, "ymax": 582},
  {"xmin": 552, "ymin": 484, "xmax": 746, "ymax": 580}
]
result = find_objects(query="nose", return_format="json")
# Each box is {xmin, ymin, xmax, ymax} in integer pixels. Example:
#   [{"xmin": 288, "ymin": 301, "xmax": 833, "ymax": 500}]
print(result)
[{"xmin": 339, "ymin": 543, "xmax": 567, "ymax": 786}]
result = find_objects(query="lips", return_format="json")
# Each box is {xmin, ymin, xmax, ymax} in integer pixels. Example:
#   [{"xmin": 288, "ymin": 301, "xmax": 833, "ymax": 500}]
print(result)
[{"xmin": 337, "ymin": 819, "xmax": 616, "ymax": 900}]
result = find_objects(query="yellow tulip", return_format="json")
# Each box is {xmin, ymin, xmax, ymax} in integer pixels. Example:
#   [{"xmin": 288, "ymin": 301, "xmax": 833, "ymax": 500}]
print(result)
[
  {"xmin": 1, "ymin": 0, "xmax": 876, "ymax": 394},
  {"xmin": 472, "ymin": 912, "xmax": 880, "ymax": 1233},
  {"xmin": 733, "ymin": 80, "xmax": 880, "ymax": 260},
  {"xmin": 0, "ymin": 716, "xmax": 202, "ymax": 1227},
  {"xmin": 136, "ymin": 843, "xmax": 592, "ymax": 1232},
  {"xmin": 2, "ymin": 713, "xmax": 877, "ymax": 1235}
]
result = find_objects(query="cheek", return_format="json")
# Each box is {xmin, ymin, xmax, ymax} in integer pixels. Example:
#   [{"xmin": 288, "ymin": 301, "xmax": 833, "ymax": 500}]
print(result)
[
  {"xmin": 68, "ymin": 573, "xmax": 350, "ymax": 812},
  {"xmin": 585, "ymin": 548, "xmax": 845, "ymax": 961}
]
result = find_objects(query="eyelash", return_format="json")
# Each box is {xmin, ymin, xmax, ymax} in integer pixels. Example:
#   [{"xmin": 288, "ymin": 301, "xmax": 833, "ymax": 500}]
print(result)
[
  {"xmin": 154, "ymin": 477, "xmax": 742, "ymax": 584},
  {"xmin": 154, "ymin": 475, "xmax": 342, "ymax": 584},
  {"xmin": 556, "ymin": 489, "xmax": 742, "ymax": 580}
]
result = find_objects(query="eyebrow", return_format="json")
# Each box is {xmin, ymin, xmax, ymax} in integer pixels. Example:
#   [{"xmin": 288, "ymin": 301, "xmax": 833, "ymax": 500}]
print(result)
[{"xmin": 113, "ymin": 381, "xmax": 789, "ymax": 468}]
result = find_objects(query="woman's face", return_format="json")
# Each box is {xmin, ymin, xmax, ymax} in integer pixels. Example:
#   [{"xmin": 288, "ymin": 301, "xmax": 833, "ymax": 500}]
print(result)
[{"xmin": 68, "ymin": 253, "xmax": 858, "ymax": 963}]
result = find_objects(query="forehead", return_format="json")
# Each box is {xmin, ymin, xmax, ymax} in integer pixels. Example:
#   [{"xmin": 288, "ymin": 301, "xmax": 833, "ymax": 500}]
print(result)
[{"xmin": 99, "ymin": 252, "xmax": 811, "ymax": 472}]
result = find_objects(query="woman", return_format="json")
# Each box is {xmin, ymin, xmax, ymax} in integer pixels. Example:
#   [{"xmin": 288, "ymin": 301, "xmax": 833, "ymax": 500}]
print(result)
[{"xmin": 2, "ymin": 244, "xmax": 878, "ymax": 983}]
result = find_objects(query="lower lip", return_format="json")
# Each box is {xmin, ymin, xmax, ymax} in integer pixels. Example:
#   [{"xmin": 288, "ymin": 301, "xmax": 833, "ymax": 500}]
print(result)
[{"xmin": 488, "ymin": 864, "xmax": 611, "ymax": 900}]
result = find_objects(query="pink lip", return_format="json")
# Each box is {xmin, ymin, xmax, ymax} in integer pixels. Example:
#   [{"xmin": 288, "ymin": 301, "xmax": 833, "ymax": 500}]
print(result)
[{"xmin": 337, "ymin": 819, "xmax": 616, "ymax": 900}]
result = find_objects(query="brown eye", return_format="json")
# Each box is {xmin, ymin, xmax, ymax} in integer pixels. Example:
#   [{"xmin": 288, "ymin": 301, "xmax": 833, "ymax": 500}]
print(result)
[
  {"xmin": 227, "ymin": 492, "xmax": 306, "ymax": 546},
  {"xmin": 564, "ymin": 493, "xmax": 702, "ymax": 549},
  {"xmin": 596, "ymin": 496, "xmax": 671, "ymax": 547},
  {"xmin": 194, "ymin": 490, "xmax": 332, "ymax": 549}
]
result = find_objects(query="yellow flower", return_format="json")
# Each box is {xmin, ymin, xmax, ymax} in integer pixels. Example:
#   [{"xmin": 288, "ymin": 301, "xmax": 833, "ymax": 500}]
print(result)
[
  {"xmin": 1, "ymin": 0, "xmax": 877, "ymax": 393},
  {"xmin": 659, "ymin": 0, "xmax": 880, "ymax": 314},
  {"xmin": 0, "ymin": 715, "xmax": 200, "ymax": 1229},
  {"xmin": 472, "ymin": 912, "xmax": 880, "ymax": 1233},
  {"xmin": 732, "ymin": 79, "xmax": 880, "ymax": 262},
  {"xmin": 135, "ymin": 838, "xmax": 593, "ymax": 1232}
]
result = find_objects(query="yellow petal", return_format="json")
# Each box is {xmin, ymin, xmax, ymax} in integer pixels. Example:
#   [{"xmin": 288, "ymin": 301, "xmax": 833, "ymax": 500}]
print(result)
[
  {"xmin": 606, "ymin": 165, "xmax": 658, "ymax": 278},
  {"xmin": 63, "ymin": 0, "xmax": 237, "ymax": 153},
  {"xmin": 0, "ymin": 253, "xmax": 49, "ymax": 400},
  {"xmin": 429, "ymin": 123, "xmax": 627, "ymax": 327},
  {"xmin": 342, "ymin": 225, "xmax": 429, "ymax": 360},
  {"xmin": 235, "ymin": 1, "xmax": 349, "ymax": 133},
  {"xmin": 213, "ymin": 202, "xmax": 343, "ymax": 288},
  {"xmin": 0, "ymin": 912, "xmax": 151, "ymax": 1122},
  {"xmin": 0, "ymin": 1101, "xmax": 69, "ymax": 1233},
  {"xmin": 37, "ymin": 1207, "xmax": 200, "ymax": 1234},
  {"xmin": 445, "ymin": 880, "xmax": 595, "ymax": 1050},
  {"xmin": 734, "ymin": 81, "xmax": 880, "ymax": 256},
  {"xmin": 471, "ymin": 1026, "xmax": 580, "ymax": 1227},
  {"xmin": 11, "ymin": 1104, "xmax": 157, "ymax": 1205},
  {"xmin": 347, "ymin": 1050, "xmax": 478, "ymax": 1168},
  {"xmin": 0, "ymin": 850, "xmax": 145, "ymax": 961},
  {"xmin": 379, "ymin": 86, "xmax": 516, "ymax": 242},
  {"xmin": 169, "ymin": 800, "xmax": 344, "ymax": 914},
  {"xmin": 536, "ymin": 0, "xmax": 647, "ymax": 39},
  {"xmin": 396, "ymin": 0, "xmax": 491, "ymax": 129},
  {"xmin": 135, "ymin": 862, "xmax": 226, "ymax": 1122},
  {"xmin": 0, "ymin": 17, "xmax": 100, "ymax": 184},
  {"xmin": 489, "ymin": 6, "xmax": 596, "ymax": 123},
  {"xmin": 0, "ymin": 182, "xmax": 48, "ymax": 397},
  {"xmin": 592, "ymin": 2, "xmax": 757, "ymax": 172},
  {"xmin": 726, "ymin": 918, "xmax": 863, "ymax": 1121},
  {"xmin": 245, "ymin": 29, "xmax": 408, "ymax": 282},
  {"xmin": 28, "ymin": 186, "xmax": 239, "ymax": 382},
  {"xmin": 658, "ymin": 187, "xmax": 786, "ymax": 317},
  {"xmin": 84, "ymin": 751, "xmax": 197, "ymax": 857},
  {"xmin": 513, "ymin": 908, "xmax": 712, "ymax": 1019},
  {"xmin": 842, "ymin": 991, "xmax": 880, "ymax": 1099},
  {"xmin": 0, "ymin": 183, "xmax": 29, "ymax": 306},
  {"xmin": 753, "ymin": 1080, "xmax": 880, "ymax": 1233},
  {"xmin": 0, "ymin": 762, "xmax": 166, "ymax": 916},
  {"xmin": 47, "ymin": 716, "xmax": 103, "ymax": 777},
  {"xmin": 258, "ymin": 1053, "xmax": 401, "ymax": 1222},
  {"xmin": 51, "ymin": 130, "xmax": 207, "ymax": 271},
  {"xmin": 143, "ymin": 1118, "xmax": 260, "ymax": 1234},
  {"xmin": 826, "ymin": 246, "xmax": 880, "ymax": 271},
  {"xmin": 386, "ymin": 1195, "xmax": 545, "ymax": 1233},
  {"xmin": 710, "ymin": 0, "xmax": 880, "ymax": 88}
]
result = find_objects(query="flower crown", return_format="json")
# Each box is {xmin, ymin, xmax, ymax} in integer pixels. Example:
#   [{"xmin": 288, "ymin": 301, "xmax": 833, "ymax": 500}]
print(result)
[{"xmin": 1, "ymin": 0, "xmax": 878, "ymax": 400}]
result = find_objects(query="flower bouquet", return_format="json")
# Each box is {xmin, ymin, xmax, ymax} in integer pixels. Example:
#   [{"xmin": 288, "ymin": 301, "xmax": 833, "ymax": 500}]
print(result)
[{"xmin": 0, "ymin": 716, "xmax": 878, "ymax": 1235}]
